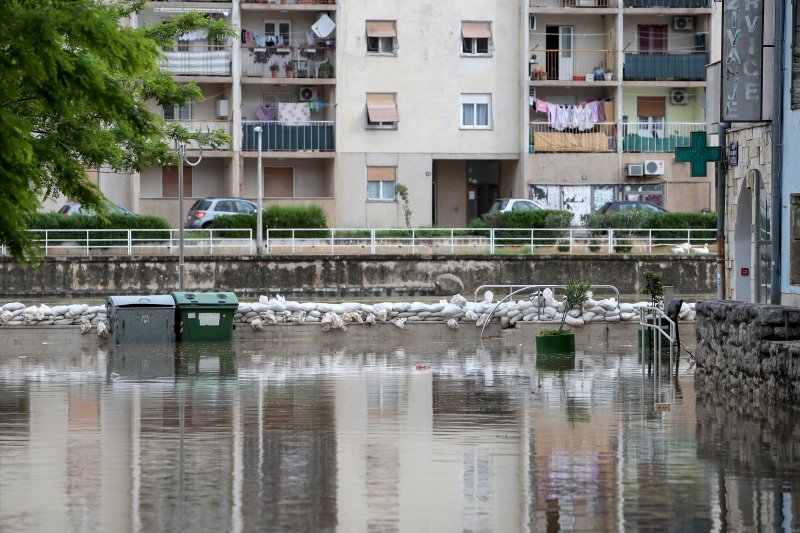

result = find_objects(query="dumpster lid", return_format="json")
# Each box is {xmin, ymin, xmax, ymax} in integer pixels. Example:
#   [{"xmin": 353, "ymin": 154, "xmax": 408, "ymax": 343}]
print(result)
[
  {"xmin": 171, "ymin": 291, "xmax": 239, "ymax": 306},
  {"xmin": 107, "ymin": 295, "xmax": 176, "ymax": 308}
]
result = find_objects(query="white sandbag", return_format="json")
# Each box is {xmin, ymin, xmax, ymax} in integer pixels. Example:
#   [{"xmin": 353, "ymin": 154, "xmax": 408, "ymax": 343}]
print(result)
[
  {"xmin": 251, "ymin": 303, "xmax": 269, "ymax": 313},
  {"xmin": 391, "ymin": 317, "xmax": 406, "ymax": 329},
  {"xmin": 238, "ymin": 304, "xmax": 252, "ymax": 313},
  {"xmin": 261, "ymin": 311, "xmax": 277, "ymax": 325},
  {"xmin": 53, "ymin": 318, "xmax": 74, "ymax": 326},
  {"xmin": 483, "ymin": 290, "xmax": 494, "ymax": 303},
  {"xmin": 392, "ymin": 302, "xmax": 411, "ymax": 312},
  {"xmin": 591, "ymin": 314, "xmax": 605, "ymax": 322},
  {"xmin": 588, "ymin": 306, "xmax": 606, "ymax": 315},
  {"xmin": 604, "ymin": 310, "xmax": 620, "ymax": 318},
  {"xmin": 320, "ymin": 312, "xmax": 336, "ymax": 332},
  {"xmin": 500, "ymin": 316, "xmax": 510, "ymax": 329},
  {"xmin": 441, "ymin": 303, "xmax": 462, "ymax": 317},
  {"xmin": 428, "ymin": 303, "xmax": 445, "ymax": 313},
  {"xmin": 316, "ymin": 303, "xmax": 331, "ymax": 313},
  {"xmin": 621, "ymin": 312, "xmax": 637, "ymax": 321},
  {"xmin": 523, "ymin": 309, "xmax": 539, "ymax": 320},
  {"xmin": 250, "ymin": 318, "xmax": 263, "ymax": 331},
  {"xmin": 328, "ymin": 304, "xmax": 345, "ymax": 314},
  {"xmin": 599, "ymin": 299, "xmax": 618, "ymax": 311},
  {"xmin": 10, "ymin": 309, "xmax": 23, "ymax": 318},
  {"xmin": 339, "ymin": 302, "xmax": 358, "ymax": 313},
  {"xmin": 464, "ymin": 309, "xmax": 478, "ymax": 321},
  {"xmin": 475, "ymin": 313, "xmax": 490, "ymax": 328},
  {"xmin": 309, "ymin": 310, "xmax": 321, "ymax": 318},
  {"xmin": 542, "ymin": 306, "xmax": 557, "ymax": 318},
  {"xmin": 275, "ymin": 294, "xmax": 286, "ymax": 303},
  {"xmin": 679, "ymin": 302, "xmax": 690, "ymax": 319},
  {"xmin": 87, "ymin": 305, "xmax": 104, "ymax": 314},
  {"xmin": 605, "ymin": 315, "xmax": 621, "ymax": 322},
  {"xmin": 542, "ymin": 288, "xmax": 553, "ymax": 301},
  {"xmin": 568, "ymin": 309, "xmax": 581, "ymax": 318},
  {"xmin": 565, "ymin": 315, "xmax": 584, "ymax": 327},
  {"xmin": 96, "ymin": 321, "xmax": 108, "ymax": 338},
  {"xmin": 619, "ymin": 303, "xmax": 634, "ymax": 313},
  {"xmin": 509, "ymin": 314, "xmax": 523, "ymax": 326},
  {"xmin": 507, "ymin": 309, "xmax": 522, "ymax": 320},
  {"xmin": 365, "ymin": 313, "xmax": 376, "ymax": 325},
  {"xmin": 305, "ymin": 316, "xmax": 320, "ymax": 323},
  {"xmin": 2, "ymin": 302, "xmax": 24, "ymax": 312},
  {"xmin": 301, "ymin": 302, "xmax": 317, "ymax": 312},
  {"xmin": 343, "ymin": 312, "xmax": 363, "ymax": 324},
  {"xmin": 284, "ymin": 301, "xmax": 302, "ymax": 312},
  {"xmin": 582, "ymin": 312, "xmax": 596, "ymax": 322},
  {"xmin": 0, "ymin": 310, "xmax": 12, "ymax": 324},
  {"xmin": 407, "ymin": 315, "xmax": 422, "ymax": 321},
  {"xmin": 68, "ymin": 304, "xmax": 88, "ymax": 317},
  {"xmin": 409, "ymin": 302, "xmax": 428, "ymax": 312},
  {"xmin": 244, "ymin": 311, "xmax": 257, "ymax": 318},
  {"xmin": 258, "ymin": 295, "xmax": 269, "ymax": 304},
  {"xmin": 583, "ymin": 298, "xmax": 598, "ymax": 309},
  {"xmin": 451, "ymin": 294, "xmax": 468, "ymax": 307},
  {"xmin": 359, "ymin": 304, "xmax": 376, "ymax": 314},
  {"xmin": 50, "ymin": 305, "xmax": 70, "ymax": 315},
  {"xmin": 687, "ymin": 310, "xmax": 696, "ymax": 321},
  {"xmin": 516, "ymin": 300, "xmax": 535, "ymax": 312},
  {"xmin": 446, "ymin": 318, "xmax": 460, "ymax": 330},
  {"xmin": 375, "ymin": 309, "xmax": 388, "ymax": 322},
  {"xmin": 267, "ymin": 299, "xmax": 286, "ymax": 313}
]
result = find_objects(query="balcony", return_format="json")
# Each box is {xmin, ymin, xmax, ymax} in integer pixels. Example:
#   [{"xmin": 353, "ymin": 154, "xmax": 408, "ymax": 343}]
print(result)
[
  {"xmin": 624, "ymin": 0, "xmax": 710, "ymax": 7},
  {"xmin": 623, "ymin": 52, "xmax": 707, "ymax": 81},
  {"xmin": 530, "ymin": 122, "xmax": 617, "ymax": 153},
  {"xmin": 622, "ymin": 122, "xmax": 704, "ymax": 153},
  {"xmin": 242, "ymin": 0, "xmax": 335, "ymax": 5},
  {"xmin": 242, "ymin": 121, "xmax": 335, "ymax": 152},
  {"xmin": 161, "ymin": 45, "xmax": 232, "ymax": 77},
  {"xmin": 167, "ymin": 119, "xmax": 232, "ymax": 150},
  {"xmin": 530, "ymin": 0, "xmax": 618, "ymax": 7},
  {"xmin": 529, "ymin": 48, "xmax": 617, "ymax": 83},
  {"xmin": 241, "ymin": 45, "xmax": 335, "ymax": 80}
]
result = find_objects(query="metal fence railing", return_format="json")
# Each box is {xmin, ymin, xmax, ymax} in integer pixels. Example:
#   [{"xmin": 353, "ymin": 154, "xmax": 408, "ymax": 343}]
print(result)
[{"xmin": 2, "ymin": 228, "xmax": 717, "ymax": 257}]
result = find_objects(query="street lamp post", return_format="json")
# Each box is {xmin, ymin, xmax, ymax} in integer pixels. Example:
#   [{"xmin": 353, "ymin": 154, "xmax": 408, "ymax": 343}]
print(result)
[
  {"xmin": 254, "ymin": 126, "xmax": 263, "ymax": 255},
  {"xmin": 175, "ymin": 139, "xmax": 203, "ymax": 291}
]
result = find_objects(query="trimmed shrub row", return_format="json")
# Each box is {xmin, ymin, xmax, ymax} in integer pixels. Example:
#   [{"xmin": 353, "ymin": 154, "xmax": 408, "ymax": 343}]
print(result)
[
  {"xmin": 27, "ymin": 213, "xmax": 172, "ymax": 245},
  {"xmin": 209, "ymin": 204, "xmax": 328, "ymax": 238}
]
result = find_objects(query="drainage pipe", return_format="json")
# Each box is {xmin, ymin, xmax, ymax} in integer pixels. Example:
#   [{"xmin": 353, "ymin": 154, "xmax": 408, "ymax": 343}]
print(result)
[
  {"xmin": 717, "ymin": 123, "xmax": 728, "ymax": 300},
  {"xmin": 770, "ymin": 0, "xmax": 786, "ymax": 305}
]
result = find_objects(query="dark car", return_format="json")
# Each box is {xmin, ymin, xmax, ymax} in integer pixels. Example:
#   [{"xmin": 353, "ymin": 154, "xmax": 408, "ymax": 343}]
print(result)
[
  {"xmin": 599, "ymin": 201, "xmax": 667, "ymax": 215},
  {"xmin": 185, "ymin": 197, "xmax": 258, "ymax": 228},
  {"xmin": 58, "ymin": 201, "xmax": 136, "ymax": 216}
]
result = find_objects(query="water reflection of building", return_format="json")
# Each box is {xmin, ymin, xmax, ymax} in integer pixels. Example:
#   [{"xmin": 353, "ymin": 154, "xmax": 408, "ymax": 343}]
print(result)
[{"xmin": 2, "ymin": 339, "xmax": 800, "ymax": 530}]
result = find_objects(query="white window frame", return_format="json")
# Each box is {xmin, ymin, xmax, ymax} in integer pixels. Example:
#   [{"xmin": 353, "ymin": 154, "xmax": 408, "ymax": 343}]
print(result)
[
  {"xmin": 460, "ymin": 94, "xmax": 492, "ymax": 129},
  {"xmin": 636, "ymin": 115, "xmax": 666, "ymax": 139},
  {"xmin": 462, "ymin": 37, "xmax": 491, "ymax": 56},
  {"xmin": 367, "ymin": 36, "xmax": 395, "ymax": 55},
  {"xmin": 163, "ymin": 101, "xmax": 192, "ymax": 121},
  {"xmin": 367, "ymin": 180, "xmax": 396, "ymax": 201},
  {"xmin": 264, "ymin": 20, "xmax": 291, "ymax": 46}
]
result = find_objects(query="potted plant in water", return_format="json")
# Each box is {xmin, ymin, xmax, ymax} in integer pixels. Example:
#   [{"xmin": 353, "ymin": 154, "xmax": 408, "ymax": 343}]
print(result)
[
  {"xmin": 536, "ymin": 280, "xmax": 591, "ymax": 354},
  {"xmin": 269, "ymin": 63, "xmax": 280, "ymax": 78},
  {"xmin": 639, "ymin": 268, "xmax": 665, "ymax": 351}
]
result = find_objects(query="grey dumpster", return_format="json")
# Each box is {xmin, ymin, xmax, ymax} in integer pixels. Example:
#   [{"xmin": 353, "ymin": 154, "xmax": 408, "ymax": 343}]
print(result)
[{"xmin": 106, "ymin": 295, "xmax": 176, "ymax": 345}]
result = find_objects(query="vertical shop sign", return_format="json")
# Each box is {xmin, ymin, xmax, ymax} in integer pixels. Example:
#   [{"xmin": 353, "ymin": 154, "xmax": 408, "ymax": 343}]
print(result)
[{"xmin": 721, "ymin": 0, "xmax": 764, "ymax": 122}]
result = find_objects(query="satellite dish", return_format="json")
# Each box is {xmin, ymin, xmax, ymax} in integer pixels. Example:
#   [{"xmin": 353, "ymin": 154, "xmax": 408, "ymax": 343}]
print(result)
[{"xmin": 312, "ymin": 14, "xmax": 336, "ymax": 38}]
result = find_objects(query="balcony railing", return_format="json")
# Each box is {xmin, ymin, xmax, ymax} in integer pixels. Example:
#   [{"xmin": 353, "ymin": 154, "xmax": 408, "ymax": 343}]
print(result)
[
  {"xmin": 529, "ymin": 49, "xmax": 616, "ymax": 81},
  {"xmin": 160, "ymin": 45, "xmax": 232, "ymax": 77},
  {"xmin": 622, "ymin": 122, "xmax": 704, "ymax": 153},
  {"xmin": 241, "ymin": 46, "xmax": 334, "ymax": 78},
  {"xmin": 624, "ymin": 0, "xmax": 710, "ymax": 7},
  {"xmin": 530, "ymin": 0, "xmax": 618, "ymax": 7},
  {"xmin": 623, "ymin": 52, "xmax": 707, "ymax": 81},
  {"xmin": 530, "ymin": 122, "xmax": 617, "ymax": 153},
  {"xmin": 242, "ymin": 121, "xmax": 335, "ymax": 151},
  {"xmin": 166, "ymin": 119, "xmax": 232, "ymax": 150},
  {"xmin": 242, "ymin": 0, "xmax": 336, "ymax": 4}
]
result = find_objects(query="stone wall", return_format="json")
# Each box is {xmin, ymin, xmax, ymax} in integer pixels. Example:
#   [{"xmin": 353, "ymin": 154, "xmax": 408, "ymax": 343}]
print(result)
[
  {"xmin": 694, "ymin": 300, "xmax": 800, "ymax": 403},
  {"xmin": 0, "ymin": 254, "xmax": 715, "ymax": 298}
]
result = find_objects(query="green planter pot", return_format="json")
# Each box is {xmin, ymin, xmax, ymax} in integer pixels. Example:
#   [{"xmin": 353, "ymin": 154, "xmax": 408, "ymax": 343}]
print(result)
[
  {"xmin": 536, "ymin": 331, "xmax": 575, "ymax": 354},
  {"xmin": 536, "ymin": 352, "xmax": 576, "ymax": 371}
]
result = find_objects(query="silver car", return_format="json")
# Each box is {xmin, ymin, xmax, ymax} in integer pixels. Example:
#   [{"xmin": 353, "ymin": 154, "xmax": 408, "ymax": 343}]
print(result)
[
  {"xmin": 58, "ymin": 201, "xmax": 136, "ymax": 216},
  {"xmin": 185, "ymin": 197, "xmax": 258, "ymax": 228}
]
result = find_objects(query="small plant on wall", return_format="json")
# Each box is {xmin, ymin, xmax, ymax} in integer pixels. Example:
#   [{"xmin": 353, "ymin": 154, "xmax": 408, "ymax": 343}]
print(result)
[
  {"xmin": 395, "ymin": 184, "xmax": 412, "ymax": 228},
  {"xmin": 642, "ymin": 268, "xmax": 664, "ymax": 309}
]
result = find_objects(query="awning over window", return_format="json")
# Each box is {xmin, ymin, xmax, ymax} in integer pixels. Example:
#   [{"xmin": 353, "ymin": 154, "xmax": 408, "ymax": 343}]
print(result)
[
  {"xmin": 637, "ymin": 96, "xmax": 666, "ymax": 117},
  {"xmin": 366, "ymin": 93, "xmax": 399, "ymax": 123},
  {"xmin": 366, "ymin": 21, "xmax": 397, "ymax": 38},
  {"xmin": 367, "ymin": 167, "xmax": 396, "ymax": 181},
  {"xmin": 461, "ymin": 21, "xmax": 491, "ymax": 39}
]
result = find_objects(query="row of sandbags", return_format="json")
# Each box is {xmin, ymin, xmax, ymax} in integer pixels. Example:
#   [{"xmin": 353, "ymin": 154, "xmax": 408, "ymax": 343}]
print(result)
[{"xmin": 0, "ymin": 293, "xmax": 697, "ymax": 336}]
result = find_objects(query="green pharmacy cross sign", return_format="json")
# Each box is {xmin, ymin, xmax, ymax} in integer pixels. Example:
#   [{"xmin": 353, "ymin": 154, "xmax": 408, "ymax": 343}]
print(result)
[{"xmin": 675, "ymin": 131, "xmax": 722, "ymax": 177}]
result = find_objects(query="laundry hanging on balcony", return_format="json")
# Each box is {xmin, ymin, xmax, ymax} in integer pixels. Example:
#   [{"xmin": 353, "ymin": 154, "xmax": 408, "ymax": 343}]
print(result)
[
  {"xmin": 531, "ymin": 98, "xmax": 607, "ymax": 132},
  {"xmin": 178, "ymin": 29, "xmax": 208, "ymax": 42}
]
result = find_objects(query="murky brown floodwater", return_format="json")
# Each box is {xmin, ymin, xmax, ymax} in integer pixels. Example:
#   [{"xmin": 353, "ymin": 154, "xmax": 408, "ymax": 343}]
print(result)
[{"xmin": 1, "ymin": 334, "xmax": 799, "ymax": 532}]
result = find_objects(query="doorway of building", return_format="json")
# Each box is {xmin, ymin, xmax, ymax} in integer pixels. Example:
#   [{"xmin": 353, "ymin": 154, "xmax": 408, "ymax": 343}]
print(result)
[
  {"xmin": 466, "ymin": 161, "xmax": 500, "ymax": 224},
  {"xmin": 734, "ymin": 181, "xmax": 753, "ymax": 302},
  {"xmin": 546, "ymin": 26, "xmax": 574, "ymax": 81}
]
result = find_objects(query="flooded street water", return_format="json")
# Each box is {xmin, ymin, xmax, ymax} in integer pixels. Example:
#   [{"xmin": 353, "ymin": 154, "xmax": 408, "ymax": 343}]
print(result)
[{"xmin": 1, "ymin": 333, "xmax": 799, "ymax": 532}]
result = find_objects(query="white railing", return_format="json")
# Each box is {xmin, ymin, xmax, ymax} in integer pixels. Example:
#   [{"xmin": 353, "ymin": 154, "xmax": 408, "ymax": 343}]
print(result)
[
  {"xmin": 1, "ymin": 228, "xmax": 717, "ymax": 257},
  {"xmin": 531, "ymin": 0, "xmax": 619, "ymax": 7},
  {"xmin": 160, "ymin": 45, "xmax": 232, "ymax": 76},
  {"xmin": 622, "ymin": 122, "xmax": 705, "ymax": 153}
]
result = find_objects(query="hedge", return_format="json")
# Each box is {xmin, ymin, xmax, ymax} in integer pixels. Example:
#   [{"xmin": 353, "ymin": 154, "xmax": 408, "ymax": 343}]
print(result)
[
  {"xmin": 209, "ymin": 204, "xmax": 328, "ymax": 238},
  {"xmin": 580, "ymin": 211, "xmax": 716, "ymax": 248},
  {"xmin": 27, "ymin": 213, "xmax": 172, "ymax": 246},
  {"xmin": 480, "ymin": 209, "xmax": 573, "ymax": 246}
]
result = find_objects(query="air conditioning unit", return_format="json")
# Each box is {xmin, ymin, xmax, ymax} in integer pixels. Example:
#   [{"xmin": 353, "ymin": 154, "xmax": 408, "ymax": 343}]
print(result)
[
  {"xmin": 299, "ymin": 86, "xmax": 318, "ymax": 102},
  {"xmin": 673, "ymin": 16, "xmax": 693, "ymax": 31},
  {"xmin": 215, "ymin": 99, "xmax": 229, "ymax": 118},
  {"xmin": 670, "ymin": 88, "xmax": 688, "ymax": 105},
  {"xmin": 644, "ymin": 159, "xmax": 665, "ymax": 176},
  {"xmin": 626, "ymin": 164, "xmax": 644, "ymax": 177}
]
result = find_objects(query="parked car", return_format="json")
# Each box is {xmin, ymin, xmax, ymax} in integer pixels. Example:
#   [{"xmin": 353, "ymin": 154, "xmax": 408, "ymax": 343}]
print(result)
[
  {"xmin": 486, "ymin": 198, "xmax": 544, "ymax": 215},
  {"xmin": 598, "ymin": 201, "xmax": 667, "ymax": 215},
  {"xmin": 185, "ymin": 197, "xmax": 258, "ymax": 228},
  {"xmin": 58, "ymin": 201, "xmax": 136, "ymax": 216}
]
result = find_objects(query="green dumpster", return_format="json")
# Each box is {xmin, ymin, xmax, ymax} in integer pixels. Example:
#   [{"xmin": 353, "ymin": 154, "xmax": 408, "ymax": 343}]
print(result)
[{"xmin": 172, "ymin": 291, "xmax": 239, "ymax": 342}]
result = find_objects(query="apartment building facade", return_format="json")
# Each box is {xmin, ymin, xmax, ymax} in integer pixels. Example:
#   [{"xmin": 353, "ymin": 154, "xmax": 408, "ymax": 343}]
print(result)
[{"xmin": 102, "ymin": 0, "xmax": 715, "ymax": 228}]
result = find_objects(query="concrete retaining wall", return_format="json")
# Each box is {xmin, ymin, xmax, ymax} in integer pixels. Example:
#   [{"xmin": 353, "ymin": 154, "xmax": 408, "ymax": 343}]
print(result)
[
  {"xmin": 695, "ymin": 301, "xmax": 800, "ymax": 403},
  {"xmin": 0, "ymin": 254, "xmax": 715, "ymax": 298}
]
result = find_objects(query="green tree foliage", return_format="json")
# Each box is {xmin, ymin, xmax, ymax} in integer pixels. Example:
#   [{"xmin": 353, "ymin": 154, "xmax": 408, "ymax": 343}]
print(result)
[
  {"xmin": 641, "ymin": 269, "xmax": 664, "ymax": 308},
  {"xmin": 0, "ymin": 0, "xmax": 235, "ymax": 261},
  {"xmin": 210, "ymin": 205, "xmax": 329, "ymax": 238}
]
